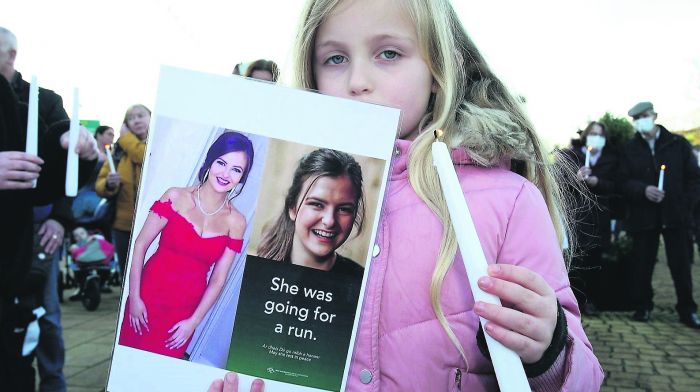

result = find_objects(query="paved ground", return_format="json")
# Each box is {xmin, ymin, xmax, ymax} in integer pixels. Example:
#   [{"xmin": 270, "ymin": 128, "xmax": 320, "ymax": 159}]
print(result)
[
  {"xmin": 41, "ymin": 251, "xmax": 700, "ymax": 391},
  {"xmin": 583, "ymin": 253, "xmax": 700, "ymax": 392}
]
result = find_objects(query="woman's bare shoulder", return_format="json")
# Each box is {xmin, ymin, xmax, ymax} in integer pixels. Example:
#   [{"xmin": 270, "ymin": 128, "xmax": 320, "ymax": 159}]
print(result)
[{"xmin": 225, "ymin": 205, "xmax": 247, "ymax": 237}]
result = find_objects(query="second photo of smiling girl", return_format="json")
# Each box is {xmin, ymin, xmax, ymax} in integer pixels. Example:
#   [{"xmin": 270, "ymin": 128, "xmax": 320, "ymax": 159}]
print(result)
[{"xmin": 248, "ymin": 142, "xmax": 384, "ymax": 279}]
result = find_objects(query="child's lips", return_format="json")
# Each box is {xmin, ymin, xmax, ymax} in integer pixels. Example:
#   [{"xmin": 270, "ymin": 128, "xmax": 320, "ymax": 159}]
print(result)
[{"xmin": 312, "ymin": 229, "xmax": 337, "ymax": 242}]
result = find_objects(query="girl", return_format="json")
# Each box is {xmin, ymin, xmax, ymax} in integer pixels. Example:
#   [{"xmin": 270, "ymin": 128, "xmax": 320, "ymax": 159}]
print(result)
[
  {"xmin": 211, "ymin": 0, "xmax": 603, "ymax": 390},
  {"xmin": 96, "ymin": 104, "xmax": 151, "ymax": 276},
  {"xmin": 120, "ymin": 132, "xmax": 253, "ymax": 358},
  {"xmin": 257, "ymin": 148, "xmax": 365, "ymax": 278}
]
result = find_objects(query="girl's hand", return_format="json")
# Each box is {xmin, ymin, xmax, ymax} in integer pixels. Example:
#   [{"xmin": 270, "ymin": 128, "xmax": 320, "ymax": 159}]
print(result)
[
  {"xmin": 166, "ymin": 318, "xmax": 197, "ymax": 350},
  {"xmin": 128, "ymin": 297, "xmax": 149, "ymax": 335},
  {"xmin": 208, "ymin": 373, "xmax": 265, "ymax": 392},
  {"xmin": 473, "ymin": 264, "xmax": 558, "ymax": 364}
]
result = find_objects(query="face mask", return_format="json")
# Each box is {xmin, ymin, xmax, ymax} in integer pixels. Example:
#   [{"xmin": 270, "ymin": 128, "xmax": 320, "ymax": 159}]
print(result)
[
  {"xmin": 634, "ymin": 117, "xmax": 655, "ymax": 134},
  {"xmin": 586, "ymin": 134, "xmax": 606, "ymax": 150}
]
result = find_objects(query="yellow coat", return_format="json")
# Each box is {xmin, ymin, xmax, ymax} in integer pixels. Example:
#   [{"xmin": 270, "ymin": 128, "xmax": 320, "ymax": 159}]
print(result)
[{"xmin": 95, "ymin": 132, "xmax": 145, "ymax": 231}]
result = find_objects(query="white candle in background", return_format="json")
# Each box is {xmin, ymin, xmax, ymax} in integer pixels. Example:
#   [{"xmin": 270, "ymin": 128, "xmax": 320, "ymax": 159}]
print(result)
[
  {"xmin": 65, "ymin": 88, "xmax": 80, "ymax": 196},
  {"xmin": 105, "ymin": 144, "xmax": 116, "ymax": 173},
  {"xmin": 658, "ymin": 164, "xmax": 666, "ymax": 191},
  {"xmin": 431, "ymin": 130, "xmax": 529, "ymax": 392},
  {"xmin": 584, "ymin": 146, "xmax": 592, "ymax": 168},
  {"xmin": 25, "ymin": 75, "xmax": 39, "ymax": 188}
]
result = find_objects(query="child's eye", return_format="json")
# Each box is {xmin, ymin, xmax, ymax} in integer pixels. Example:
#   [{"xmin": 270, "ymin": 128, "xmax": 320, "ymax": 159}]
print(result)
[
  {"xmin": 339, "ymin": 206, "xmax": 355, "ymax": 214},
  {"xmin": 325, "ymin": 55, "xmax": 347, "ymax": 65},
  {"xmin": 379, "ymin": 50, "xmax": 400, "ymax": 60},
  {"xmin": 307, "ymin": 201, "xmax": 323, "ymax": 209}
]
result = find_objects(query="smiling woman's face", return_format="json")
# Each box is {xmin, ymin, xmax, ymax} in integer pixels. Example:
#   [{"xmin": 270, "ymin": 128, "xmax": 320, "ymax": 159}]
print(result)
[
  {"xmin": 206, "ymin": 151, "xmax": 248, "ymax": 193},
  {"xmin": 289, "ymin": 175, "xmax": 357, "ymax": 264}
]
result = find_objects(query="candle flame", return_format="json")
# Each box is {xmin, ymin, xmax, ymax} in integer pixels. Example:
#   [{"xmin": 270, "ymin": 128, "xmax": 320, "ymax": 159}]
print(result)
[
  {"xmin": 587, "ymin": 146, "xmax": 593, "ymax": 152},
  {"xmin": 661, "ymin": 164, "xmax": 666, "ymax": 170},
  {"xmin": 434, "ymin": 129, "xmax": 445, "ymax": 140}
]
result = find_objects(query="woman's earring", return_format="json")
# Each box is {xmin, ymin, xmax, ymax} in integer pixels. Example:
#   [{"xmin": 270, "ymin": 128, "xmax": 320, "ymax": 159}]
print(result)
[{"xmin": 202, "ymin": 168, "xmax": 210, "ymax": 185}]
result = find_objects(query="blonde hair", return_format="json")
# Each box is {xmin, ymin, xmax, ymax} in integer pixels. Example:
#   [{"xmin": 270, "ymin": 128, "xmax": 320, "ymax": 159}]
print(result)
[{"xmin": 292, "ymin": 0, "xmax": 575, "ymax": 366}]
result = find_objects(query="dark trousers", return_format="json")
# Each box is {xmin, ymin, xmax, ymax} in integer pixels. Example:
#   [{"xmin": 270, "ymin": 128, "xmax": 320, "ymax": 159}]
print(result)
[
  {"xmin": 631, "ymin": 228, "xmax": 698, "ymax": 315},
  {"xmin": 0, "ymin": 297, "xmax": 39, "ymax": 392},
  {"xmin": 112, "ymin": 229, "xmax": 131, "ymax": 278}
]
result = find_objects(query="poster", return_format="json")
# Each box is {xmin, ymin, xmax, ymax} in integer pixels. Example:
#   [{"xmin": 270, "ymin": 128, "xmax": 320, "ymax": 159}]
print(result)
[{"xmin": 107, "ymin": 66, "xmax": 399, "ymax": 391}]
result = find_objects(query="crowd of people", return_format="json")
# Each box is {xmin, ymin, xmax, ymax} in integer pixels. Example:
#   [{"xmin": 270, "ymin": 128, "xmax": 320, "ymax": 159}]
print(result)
[
  {"xmin": 561, "ymin": 103, "xmax": 700, "ymax": 330},
  {"xmin": 0, "ymin": 24, "xmax": 280, "ymax": 391},
  {"xmin": 2, "ymin": 0, "xmax": 700, "ymax": 390}
]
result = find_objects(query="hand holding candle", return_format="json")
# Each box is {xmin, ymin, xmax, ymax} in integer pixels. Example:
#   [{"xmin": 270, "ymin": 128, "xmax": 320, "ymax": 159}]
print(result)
[
  {"xmin": 431, "ymin": 130, "xmax": 530, "ymax": 392},
  {"xmin": 657, "ymin": 164, "xmax": 666, "ymax": 191}
]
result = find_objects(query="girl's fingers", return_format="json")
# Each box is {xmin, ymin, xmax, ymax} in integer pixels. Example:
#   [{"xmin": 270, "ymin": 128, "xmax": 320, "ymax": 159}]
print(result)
[
  {"xmin": 488, "ymin": 264, "xmax": 553, "ymax": 297},
  {"xmin": 474, "ymin": 301, "xmax": 549, "ymax": 342},
  {"xmin": 224, "ymin": 373, "xmax": 239, "ymax": 392},
  {"xmin": 478, "ymin": 275, "xmax": 543, "ymax": 316},
  {"xmin": 208, "ymin": 379, "xmax": 224, "ymax": 392},
  {"xmin": 251, "ymin": 379, "xmax": 264, "ymax": 392},
  {"xmin": 483, "ymin": 321, "xmax": 543, "ymax": 364}
]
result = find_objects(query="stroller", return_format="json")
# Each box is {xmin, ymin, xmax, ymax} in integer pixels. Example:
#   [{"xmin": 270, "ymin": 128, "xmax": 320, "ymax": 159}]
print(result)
[{"xmin": 67, "ymin": 232, "xmax": 116, "ymax": 311}]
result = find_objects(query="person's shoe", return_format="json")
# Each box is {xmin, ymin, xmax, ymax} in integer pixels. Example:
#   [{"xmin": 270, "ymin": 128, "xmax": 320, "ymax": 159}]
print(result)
[
  {"xmin": 582, "ymin": 303, "xmax": 601, "ymax": 317},
  {"xmin": 679, "ymin": 313, "xmax": 700, "ymax": 329},
  {"xmin": 632, "ymin": 310, "xmax": 651, "ymax": 322}
]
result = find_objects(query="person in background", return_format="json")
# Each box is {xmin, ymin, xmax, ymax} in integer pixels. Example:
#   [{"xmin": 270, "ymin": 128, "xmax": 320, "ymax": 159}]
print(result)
[
  {"xmin": 560, "ymin": 121, "xmax": 618, "ymax": 316},
  {"xmin": 1, "ymin": 26, "xmax": 97, "ymax": 391},
  {"xmin": 243, "ymin": 59, "xmax": 279, "ymax": 82},
  {"xmin": 95, "ymin": 105, "xmax": 150, "ymax": 278},
  {"xmin": 618, "ymin": 101, "xmax": 700, "ymax": 328},
  {"xmin": 94, "ymin": 125, "xmax": 115, "ymax": 162}
]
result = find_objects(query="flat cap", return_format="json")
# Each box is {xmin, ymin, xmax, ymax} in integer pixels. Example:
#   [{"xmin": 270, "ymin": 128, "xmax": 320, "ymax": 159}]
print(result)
[{"xmin": 628, "ymin": 101, "xmax": 654, "ymax": 117}]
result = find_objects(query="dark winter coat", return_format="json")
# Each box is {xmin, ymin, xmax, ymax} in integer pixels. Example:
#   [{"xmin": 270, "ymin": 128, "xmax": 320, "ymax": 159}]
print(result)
[{"xmin": 617, "ymin": 126, "xmax": 700, "ymax": 232}]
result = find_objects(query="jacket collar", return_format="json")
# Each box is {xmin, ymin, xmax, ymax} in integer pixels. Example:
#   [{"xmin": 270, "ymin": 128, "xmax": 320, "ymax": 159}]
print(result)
[
  {"xmin": 633, "ymin": 124, "xmax": 672, "ymax": 150},
  {"xmin": 390, "ymin": 138, "xmax": 477, "ymax": 180}
]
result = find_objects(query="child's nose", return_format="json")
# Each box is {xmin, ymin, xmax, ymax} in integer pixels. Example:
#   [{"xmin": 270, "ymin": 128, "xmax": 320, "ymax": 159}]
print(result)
[
  {"xmin": 348, "ymin": 61, "xmax": 373, "ymax": 96},
  {"xmin": 321, "ymin": 209, "xmax": 336, "ymax": 226}
]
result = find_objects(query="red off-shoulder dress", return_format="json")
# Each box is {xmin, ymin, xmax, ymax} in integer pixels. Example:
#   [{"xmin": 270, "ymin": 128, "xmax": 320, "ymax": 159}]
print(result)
[{"xmin": 118, "ymin": 199, "xmax": 243, "ymax": 358}]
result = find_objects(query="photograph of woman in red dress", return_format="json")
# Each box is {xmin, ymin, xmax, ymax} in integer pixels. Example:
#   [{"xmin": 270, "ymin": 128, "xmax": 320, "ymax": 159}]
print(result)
[{"xmin": 118, "ymin": 131, "xmax": 254, "ymax": 359}]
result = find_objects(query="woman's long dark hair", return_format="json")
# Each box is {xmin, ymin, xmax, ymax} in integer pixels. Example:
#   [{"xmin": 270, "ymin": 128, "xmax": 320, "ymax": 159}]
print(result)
[{"xmin": 257, "ymin": 148, "xmax": 365, "ymax": 261}]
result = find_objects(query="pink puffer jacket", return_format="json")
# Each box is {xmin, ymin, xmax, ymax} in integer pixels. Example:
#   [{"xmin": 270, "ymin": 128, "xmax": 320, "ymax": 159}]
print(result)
[{"xmin": 345, "ymin": 140, "xmax": 604, "ymax": 391}]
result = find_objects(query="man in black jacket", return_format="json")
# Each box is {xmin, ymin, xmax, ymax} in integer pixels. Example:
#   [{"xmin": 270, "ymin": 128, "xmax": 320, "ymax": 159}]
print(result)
[
  {"xmin": 0, "ymin": 27, "xmax": 98, "ymax": 390},
  {"xmin": 619, "ymin": 101, "xmax": 700, "ymax": 328}
]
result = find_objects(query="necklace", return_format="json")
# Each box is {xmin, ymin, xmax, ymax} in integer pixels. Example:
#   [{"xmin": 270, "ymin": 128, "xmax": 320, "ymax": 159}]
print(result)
[{"xmin": 197, "ymin": 186, "xmax": 227, "ymax": 216}]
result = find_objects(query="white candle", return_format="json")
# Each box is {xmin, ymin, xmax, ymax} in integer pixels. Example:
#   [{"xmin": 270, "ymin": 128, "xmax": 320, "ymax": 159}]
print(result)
[
  {"xmin": 65, "ymin": 88, "xmax": 79, "ymax": 196},
  {"xmin": 584, "ymin": 146, "xmax": 591, "ymax": 168},
  {"xmin": 658, "ymin": 164, "xmax": 666, "ymax": 191},
  {"xmin": 431, "ymin": 131, "xmax": 529, "ymax": 392},
  {"xmin": 105, "ymin": 144, "xmax": 116, "ymax": 173},
  {"xmin": 25, "ymin": 75, "xmax": 39, "ymax": 188}
]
